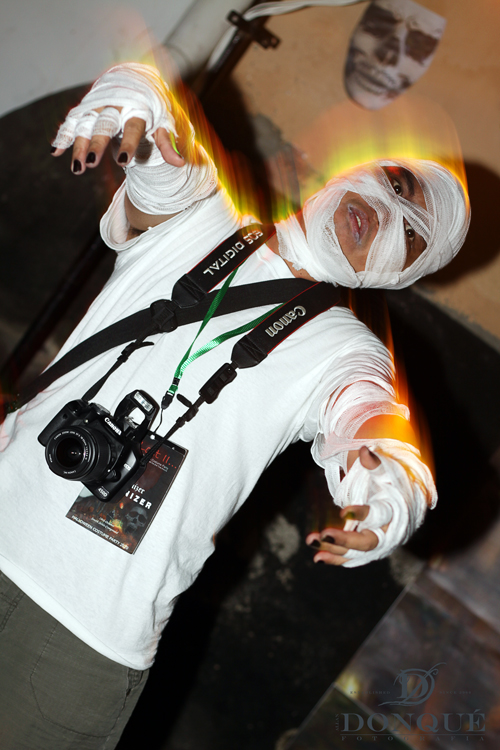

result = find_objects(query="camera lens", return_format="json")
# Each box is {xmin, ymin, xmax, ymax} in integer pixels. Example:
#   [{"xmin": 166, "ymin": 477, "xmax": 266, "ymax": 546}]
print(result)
[
  {"xmin": 46, "ymin": 428, "xmax": 113, "ymax": 481},
  {"xmin": 55, "ymin": 437, "xmax": 85, "ymax": 468}
]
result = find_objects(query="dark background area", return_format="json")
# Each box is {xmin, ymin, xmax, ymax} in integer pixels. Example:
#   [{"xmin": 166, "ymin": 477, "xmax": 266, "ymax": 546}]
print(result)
[{"xmin": 0, "ymin": 74, "xmax": 499, "ymax": 750}]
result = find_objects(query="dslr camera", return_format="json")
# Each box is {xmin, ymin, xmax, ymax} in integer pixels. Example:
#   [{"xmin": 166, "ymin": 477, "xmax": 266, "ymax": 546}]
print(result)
[{"xmin": 38, "ymin": 390, "xmax": 159, "ymax": 502}]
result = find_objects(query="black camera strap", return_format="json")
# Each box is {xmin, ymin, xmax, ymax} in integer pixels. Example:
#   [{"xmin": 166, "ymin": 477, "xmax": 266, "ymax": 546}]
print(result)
[
  {"xmin": 140, "ymin": 280, "xmax": 342, "ymax": 463},
  {"xmin": 82, "ymin": 261, "xmax": 291, "ymax": 405},
  {"xmin": 170, "ymin": 223, "xmax": 268, "ymax": 306},
  {"xmin": 15, "ymin": 224, "xmax": 311, "ymax": 409}
]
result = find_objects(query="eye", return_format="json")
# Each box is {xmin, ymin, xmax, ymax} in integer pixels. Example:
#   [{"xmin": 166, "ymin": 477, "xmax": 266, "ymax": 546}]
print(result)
[
  {"xmin": 405, "ymin": 224, "xmax": 415, "ymax": 240},
  {"xmin": 390, "ymin": 177, "xmax": 403, "ymax": 195}
]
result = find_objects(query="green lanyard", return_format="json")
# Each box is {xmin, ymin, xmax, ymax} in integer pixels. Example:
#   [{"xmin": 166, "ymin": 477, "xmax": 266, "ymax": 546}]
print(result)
[{"xmin": 163, "ymin": 266, "xmax": 281, "ymax": 408}]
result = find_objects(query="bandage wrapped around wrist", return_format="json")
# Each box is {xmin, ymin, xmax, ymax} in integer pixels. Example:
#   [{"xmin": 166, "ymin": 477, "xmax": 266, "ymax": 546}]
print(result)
[
  {"xmin": 52, "ymin": 62, "xmax": 218, "ymax": 214},
  {"xmin": 313, "ymin": 375, "xmax": 436, "ymax": 567},
  {"xmin": 124, "ymin": 138, "xmax": 218, "ymax": 215},
  {"xmin": 320, "ymin": 435, "xmax": 436, "ymax": 568},
  {"xmin": 340, "ymin": 439, "xmax": 434, "ymax": 566}
]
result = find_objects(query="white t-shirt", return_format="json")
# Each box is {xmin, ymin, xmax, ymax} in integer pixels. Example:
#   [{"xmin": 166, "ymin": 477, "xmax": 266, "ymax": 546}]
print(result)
[{"xmin": 0, "ymin": 185, "xmax": 399, "ymax": 669}]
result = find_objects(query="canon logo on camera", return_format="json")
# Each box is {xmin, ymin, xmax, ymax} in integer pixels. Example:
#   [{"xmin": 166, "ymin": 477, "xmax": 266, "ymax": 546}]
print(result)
[{"xmin": 104, "ymin": 417, "xmax": 122, "ymax": 435}]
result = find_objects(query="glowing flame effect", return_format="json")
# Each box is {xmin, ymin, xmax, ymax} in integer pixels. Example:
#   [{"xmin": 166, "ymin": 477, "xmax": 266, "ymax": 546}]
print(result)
[
  {"xmin": 126, "ymin": 33, "xmax": 259, "ymax": 219},
  {"xmin": 300, "ymin": 94, "xmax": 468, "ymax": 195},
  {"xmin": 94, "ymin": 11, "xmax": 468, "ymax": 233},
  {"xmin": 393, "ymin": 350, "xmax": 435, "ymax": 485},
  {"xmin": 79, "ymin": 15, "xmax": 261, "ymax": 219},
  {"xmin": 177, "ymin": 88, "xmax": 260, "ymax": 219},
  {"xmin": 272, "ymin": 93, "xmax": 469, "ymax": 223},
  {"xmin": 346, "ymin": 288, "xmax": 435, "ymax": 485},
  {"xmin": 92, "ymin": 7, "xmax": 469, "ymax": 226},
  {"xmin": 305, "ymin": 292, "xmax": 435, "ymax": 536}
]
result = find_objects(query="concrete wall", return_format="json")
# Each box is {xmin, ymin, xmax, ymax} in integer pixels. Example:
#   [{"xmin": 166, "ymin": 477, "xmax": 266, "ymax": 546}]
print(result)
[
  {"xmin": 230, "ymin": 0, "xmax": 500, "ymax": 350},
  {"xmin": 0, "ymin": 0, "xmax": 195, "ymax": 118}
]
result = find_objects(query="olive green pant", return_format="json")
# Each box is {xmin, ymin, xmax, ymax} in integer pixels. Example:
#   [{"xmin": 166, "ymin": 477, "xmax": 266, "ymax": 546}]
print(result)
[{"xmin": 0, "ymin": 570, "xmax": 149, "ymax": 749}]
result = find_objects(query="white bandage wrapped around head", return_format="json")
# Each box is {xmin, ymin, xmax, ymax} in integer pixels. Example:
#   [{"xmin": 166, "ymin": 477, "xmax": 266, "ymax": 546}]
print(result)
[
  {"xmin": 276, "ymin": 159, "xmax": 470, "ymax": 288},
  {"xmin": 52, "ymin": 63, "xmax": 218, "ymax": 215}
]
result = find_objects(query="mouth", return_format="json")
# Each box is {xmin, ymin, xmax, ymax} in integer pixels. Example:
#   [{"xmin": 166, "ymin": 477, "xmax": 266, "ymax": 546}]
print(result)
[
  {"xmin": 347, "ymin": 204, "xmax": 370, "ymax": 244},
  {"xmin": 350, "ymin": 56, "xmax": 401, "ymax": 95}
]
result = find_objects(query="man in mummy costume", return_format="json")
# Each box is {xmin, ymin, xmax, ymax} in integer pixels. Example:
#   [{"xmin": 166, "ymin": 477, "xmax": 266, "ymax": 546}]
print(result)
[{"xmin": 0, "ymin": 64, "xmax": 469, "ymax": 748}]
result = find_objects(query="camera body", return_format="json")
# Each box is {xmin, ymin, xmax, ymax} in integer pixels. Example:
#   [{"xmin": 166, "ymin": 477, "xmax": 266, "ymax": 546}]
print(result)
[{"xmin": 38, "ymin": 390, "xmax": 159, "ymax": 502}]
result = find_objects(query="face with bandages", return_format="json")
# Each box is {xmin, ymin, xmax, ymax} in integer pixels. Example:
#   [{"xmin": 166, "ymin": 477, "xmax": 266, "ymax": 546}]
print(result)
[
  {"xmin": 344, "ymin": 0, "xmax": 446, "ymax": 110},
  {"xmin": 276, "ymin": 159, "xmax": 470, "ymax": 289},
  {"xmin": 332, "ymin": 164, "xmax": 428, "ymax": 273}
]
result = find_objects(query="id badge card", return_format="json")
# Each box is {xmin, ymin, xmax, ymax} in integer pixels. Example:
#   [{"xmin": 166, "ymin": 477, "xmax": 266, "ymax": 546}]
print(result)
[{"xmin": 66, "ymin": 437, "xmax": 187, "ymax": 554}]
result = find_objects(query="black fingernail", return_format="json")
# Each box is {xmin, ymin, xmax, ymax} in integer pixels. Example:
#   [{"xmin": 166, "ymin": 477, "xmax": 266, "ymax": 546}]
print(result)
[
  {"xmin": 323, "ymin": 535, "xmax": 336, "ymax": 545},
  {"xmin": 50, "ymin": 146, "xmax": 56, "ymax": 154},
  {"xmin": 72, "ymin": 160, "xmax": 82, "ymax": 173},
  {"xmin": 308, "ymin": 539, "xmax": 320, "ymax": 548},
  {"xmin": 118, "ymin": 152, "xmax": 128, "ymax": 164},
  {"xmin": 85, "ymin": 152, "xmax": 96, "ymax": 164},
  {"xmin": 315, "ymin": 559, "xmax": 325, "ymax": 564}
]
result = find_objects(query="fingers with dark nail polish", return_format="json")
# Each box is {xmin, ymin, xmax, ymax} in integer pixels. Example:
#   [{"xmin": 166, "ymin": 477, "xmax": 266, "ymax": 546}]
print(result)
[
  {"xmin": 50, "ymin": 146, "xmax": 56, "ymax": 154},
  {"xmin": 322, "ymin": 535, "xmax": 336, "ymax": 545},
  {"xmin": 85, "ymin": 152, "xmax": 96, "ymax": 164},
  {"xmin": 118, "ymin": 152, "xmax": 128, "ymax": 164},
  {"xmin": 308, "ymin": 539, "xmax": 320, "ymax": 548},
  {"xmin": 72, "ymin": 160, "xmax": 82, "ymax": 174}
]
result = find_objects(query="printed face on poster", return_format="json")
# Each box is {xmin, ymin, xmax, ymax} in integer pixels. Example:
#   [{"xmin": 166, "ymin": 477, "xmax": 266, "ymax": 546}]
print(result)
[{"xmin": 344, "ymin": 0, "xmax": 446, "ymax": 110}]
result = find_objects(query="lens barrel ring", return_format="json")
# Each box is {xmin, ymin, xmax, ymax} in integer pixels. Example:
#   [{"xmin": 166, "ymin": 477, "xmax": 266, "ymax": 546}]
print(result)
[{"xmin": 45, "ymin": 427, "xmax": 113, "ymax": 481}]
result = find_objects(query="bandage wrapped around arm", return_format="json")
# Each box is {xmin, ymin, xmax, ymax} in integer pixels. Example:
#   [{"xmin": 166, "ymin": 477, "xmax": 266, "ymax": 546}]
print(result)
[
  {"xmin": 52, "ymin": 63, "xmax": 218, "ymax": 214},
  {"xmin": 313, "ymin": 380, "xmax": 437, "ymax": 567}
]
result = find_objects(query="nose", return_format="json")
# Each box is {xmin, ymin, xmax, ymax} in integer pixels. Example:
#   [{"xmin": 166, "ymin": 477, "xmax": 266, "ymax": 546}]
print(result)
[{"xmin": 374, "ymin": 34, "xmax": 402, "ymax": 66}]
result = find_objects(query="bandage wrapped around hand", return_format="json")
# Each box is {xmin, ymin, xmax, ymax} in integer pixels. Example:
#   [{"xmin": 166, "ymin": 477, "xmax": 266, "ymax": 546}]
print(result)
[
  {"xmin": 52, "ymin": 63, "xmax": 218, "ymax": 214},
  {"xmin": 323, "ymin": 437, "xmax": 436, "ymax": 567},
  {"xmin": 52, "ymin": 63, "xmax": 177, "ymax": 146}
]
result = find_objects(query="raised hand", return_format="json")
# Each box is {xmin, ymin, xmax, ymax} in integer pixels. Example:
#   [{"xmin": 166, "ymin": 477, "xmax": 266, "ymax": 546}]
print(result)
[
  {"xmin": 52, "ymin": 109, "xmax": 185, "ymax": 175},
  {"xmin": 50, "ymin": 63, "xmax": 191, "ymax": 175}
]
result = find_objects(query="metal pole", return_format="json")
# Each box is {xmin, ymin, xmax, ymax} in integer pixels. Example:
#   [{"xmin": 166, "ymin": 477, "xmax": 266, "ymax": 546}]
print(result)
[{"xmin": 197, "ymin": 10, "xmax": 277, "ymax": 102}]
